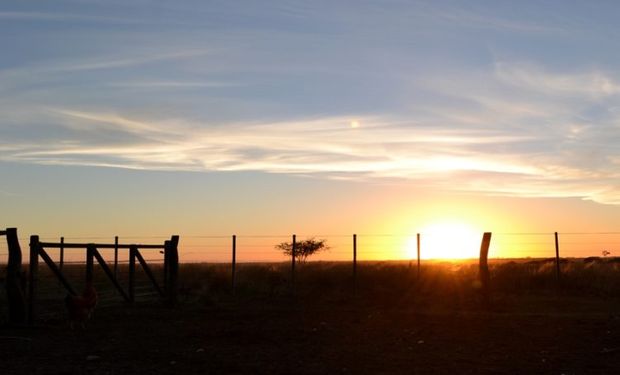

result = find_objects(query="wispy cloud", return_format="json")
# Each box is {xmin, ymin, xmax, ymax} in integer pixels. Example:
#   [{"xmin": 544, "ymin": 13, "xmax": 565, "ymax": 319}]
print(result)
[
  {"xmin": 3, "ymin": 55, "xmax": 620, "ymax": 204},
  {"xmin": 0, "ymin": 49, "xmax": 208, "ymax": 78},
  {"xmin": 436, "ymin": 7, "xmax": 565, "ymax": 34},
  {"xmin": 495, "ymin": 62, "xmax": 620, "ymax": 98},
  {"xmin": 1, "ymin": 109, "xmax": 532, "ymax": 170},
  {"xmin": 49, "ymin": 109, "xmax": 176, "ymax": 137},
  {"xmin": 3, "ymin": 97, "xmax": 618, "ymax": 204},
  {"xmin": 0, "ymin": 11, "xmax": 144, "ymax": 24},
  {"xmin": 103, "ymin": 81, "xmax": 238, "ymax": 89},
  {"xmin": 0, "ymin": 49, "xmax": 209, "ymax": 95},
  {"xmin": 60, "ymin": 50, "xmax": 209, "ymax": 72}
]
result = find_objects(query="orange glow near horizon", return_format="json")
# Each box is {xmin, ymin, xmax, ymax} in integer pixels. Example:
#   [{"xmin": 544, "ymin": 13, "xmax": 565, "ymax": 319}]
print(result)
[{"xmin": 406, "ymin": 221, "xmax": 483, "ymax": 260}]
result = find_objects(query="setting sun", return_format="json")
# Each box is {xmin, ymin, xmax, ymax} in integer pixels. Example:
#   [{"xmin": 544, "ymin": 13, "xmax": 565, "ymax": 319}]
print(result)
[{"xmin": 407, "ymin": 221, "xmax": 482, "ymax": 260}]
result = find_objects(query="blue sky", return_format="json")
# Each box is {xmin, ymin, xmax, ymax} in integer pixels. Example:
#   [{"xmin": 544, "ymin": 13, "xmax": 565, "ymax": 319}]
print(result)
[{"xmin": 1, "ymin": 1, "xmax": 620, "ymax": 248}]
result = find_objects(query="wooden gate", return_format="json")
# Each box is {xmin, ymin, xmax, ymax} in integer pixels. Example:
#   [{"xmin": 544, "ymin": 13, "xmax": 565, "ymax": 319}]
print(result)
[{"xmin": 28, "ymin": 235, "xmax": 179, "ymax": 324}]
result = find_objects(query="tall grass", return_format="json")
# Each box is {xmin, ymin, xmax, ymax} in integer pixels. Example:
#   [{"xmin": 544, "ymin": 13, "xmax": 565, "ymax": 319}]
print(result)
[
  {"xmin": 177, "ymin": 258, "xmax": 620, "ymax": 307},
  {"xmin": 3, "ymin": 258, "xmax": 620, "ymax": 322}
]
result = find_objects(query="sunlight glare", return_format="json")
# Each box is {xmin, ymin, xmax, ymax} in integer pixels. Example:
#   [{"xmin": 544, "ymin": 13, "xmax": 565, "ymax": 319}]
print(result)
[{"xmin": 407, "ymin": 221, "xmax": 482, "ymax": 260}]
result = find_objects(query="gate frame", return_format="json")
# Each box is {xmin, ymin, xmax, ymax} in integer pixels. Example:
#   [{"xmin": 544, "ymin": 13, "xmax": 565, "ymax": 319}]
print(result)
[{"xmin": 27, "ymin": 235, "xmax": 179, "ymax": 324}]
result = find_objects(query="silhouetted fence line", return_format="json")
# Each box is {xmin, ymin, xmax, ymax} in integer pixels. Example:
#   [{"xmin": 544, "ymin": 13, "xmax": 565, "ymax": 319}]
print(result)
[
  {"xmin": 182, "ymin": 231, "xmax": 620, "ymax": 301},
  {"xmin": 205, "ymin": 231, "xmax": 494, "ymax": 302},
  {"xmin": 6, "ymin": 232, "xmax": 618, "ymax": 265},
  {"xmin": 7, "ymin": 231, "xmax": 617, "ymax": 262},
  {"xmin": 4, "ymin": 228, "xmax": 620, "ymax": 324}
]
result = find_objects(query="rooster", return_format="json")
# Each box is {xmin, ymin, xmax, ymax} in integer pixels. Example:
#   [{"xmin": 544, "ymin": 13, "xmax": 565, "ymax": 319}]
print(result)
[{"xmin": 65, "ymin": 282, "xmax": 98, "ymax": 329}]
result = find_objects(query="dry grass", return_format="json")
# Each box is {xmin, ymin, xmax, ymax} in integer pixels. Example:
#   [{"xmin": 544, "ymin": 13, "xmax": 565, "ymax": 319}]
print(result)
[
  {"xmin": 3, "ymin": 258, "xmax": 620, "ymax": 321},
  {"xmin": 176, "ymin": 258, "xmax": 620, "ymax": 308}
]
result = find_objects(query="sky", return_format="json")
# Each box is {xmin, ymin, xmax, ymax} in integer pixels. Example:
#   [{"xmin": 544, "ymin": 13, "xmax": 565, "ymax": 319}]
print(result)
[{"xmin": 1, "ymin": 1, "xmax": 620, "ymax": 261}]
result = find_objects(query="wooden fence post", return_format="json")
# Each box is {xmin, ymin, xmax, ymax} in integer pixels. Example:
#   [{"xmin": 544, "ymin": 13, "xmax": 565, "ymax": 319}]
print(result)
[
  {"xmin": 353, "ymin": 234, "xmax": 357, "ymax": 294},
  {"xmin": 86, "ymin": 244, "xmax": 94, "ymax": 284},
  {"xmin": 479, "ymin": 232, "xmax": 492, "ymax": 306},
  {"xmin": 59, "ymin": 236, "xmax": 64, "ymax": 271},
  {"xmin": 167, "ymin": 235, "xmax": 180, "ymax": 306},
  {"xmin": 291, "ymin": 234, "xmax": 296, "ymax": 292},
  {"xmin": 28, "ymin": 235, "xmax": 40, "ymax": 325},
  {"xmin": 5, "ymin": 228, "xmax": 26, "ymax": 324},
  {"xmin": 163, "ymin": 240, "xmax": 169, "ymax": 293},
  {"xmin": 554, "ymin": 232, "xmax": 561, "ymax": 284},
  {"xmin": 417, "ymin": 233, "xmax": 421, "ymax": 281},
  {"xmin": 114, "ymin": 236, "xmax": 119, "ymax": 278},
  {"xmin": 129, "ymin": 245, "xmax": 136, "ymax": 303},
  {"xmin": 232, "ymin": 234, "xmax": 237, "ymax": 295}
]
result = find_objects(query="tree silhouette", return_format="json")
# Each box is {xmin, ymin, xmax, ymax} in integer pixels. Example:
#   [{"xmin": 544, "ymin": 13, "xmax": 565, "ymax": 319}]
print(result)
[{"xmin": 275, "ymin": 238, "xmax": 329, "ymax": 263}]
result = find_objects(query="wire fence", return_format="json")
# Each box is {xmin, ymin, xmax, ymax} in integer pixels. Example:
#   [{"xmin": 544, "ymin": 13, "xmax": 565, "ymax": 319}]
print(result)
[
  {"xmin": 2, "ymin": 232, "xmax": 619, "ymax": 266},
  {"xmin": 2, "ymin": 230, "xmax": 620, "ymax": 322}
]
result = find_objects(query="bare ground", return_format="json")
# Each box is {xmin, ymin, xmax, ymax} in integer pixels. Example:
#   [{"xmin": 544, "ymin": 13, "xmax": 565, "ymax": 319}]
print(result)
[{"xmin": 2, "ymin": 295, "xmax": 620, "ymax": 374}]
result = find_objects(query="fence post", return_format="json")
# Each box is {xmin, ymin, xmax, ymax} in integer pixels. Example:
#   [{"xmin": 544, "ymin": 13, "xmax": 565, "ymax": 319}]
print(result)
[
  {"xmin": 86, "ymin": 244, "xmax": 94, "ymax": 284},
  {"xmin": 129, "ymin": 245, "xmax": 136, "ymax": 303},
  {"xmin": 353, "ymin": 234, "xmax": 357, "ymax": 294},
  {"xmin": 114, "ymin": 236, "xmax": 119, "ymax": 278},
  {"xmin": 232, "ymin": 234, "xmax": 237, "ymax": 295},
  {"xmin": 291, "ymin": 234, "xmax": 296, "ymax": 292},
  {"xmin": 479, "ymin": 232, "xmax": 492, "ymax": 306},
  {"xmin": 59, "ymin": 236, "xmax": 64, "ymax": 271},
  {"xmin": 5, "ymin": 228, "xmax": 26, "ymax": 324},
  {"xmin": 28, "ymin": 235, "xmax": 40, "ymax": 325},
  {"xmin": 163, "ymin": 240, "xmax": 169, "ymax": 293},
  {"xmin": 417, "ymin": 233, "xmax": 421, "ymax": 281},
  {"xmin": 554, "ymin": 232, "xmax": 561, "ymax": 284},
  {"xmin": 166, "ymin": 235, "xmax": 180, "ymax": 306}
]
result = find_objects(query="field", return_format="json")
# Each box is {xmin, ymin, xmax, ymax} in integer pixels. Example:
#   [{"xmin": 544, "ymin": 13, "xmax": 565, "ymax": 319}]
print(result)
[{"xmin": 2, "ymin": 259, "xmax": 620, "ymax": 374}]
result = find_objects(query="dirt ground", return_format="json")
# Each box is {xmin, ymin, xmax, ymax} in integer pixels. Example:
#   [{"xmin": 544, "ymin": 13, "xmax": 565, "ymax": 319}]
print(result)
[{"xmin": 2, "ymin": 294, "xmax": 620, "ymax": 375}]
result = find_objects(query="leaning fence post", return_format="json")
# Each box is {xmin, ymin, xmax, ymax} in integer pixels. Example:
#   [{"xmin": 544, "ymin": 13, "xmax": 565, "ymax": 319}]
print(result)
[
  {"xmin": 554, "ymin": 232, "xmax": 561, "ymax": 284},
  {"xmin": 232, "ymin": 234, "xmax": 237, "ymax": 295},
  {"xmin": 28, "ymin": 235, "xmax": 40, "ymax": 325},
  {"xmin": 479, "ymin": 232, "xmax": 492, "ymax": 306},
  {"xmin": 6, "ymin": 228, "xmax": 27, "ymax": 324},
  {"xmin": 353, "ymin": 234, "xmax": 357, "ymax": 294}
]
